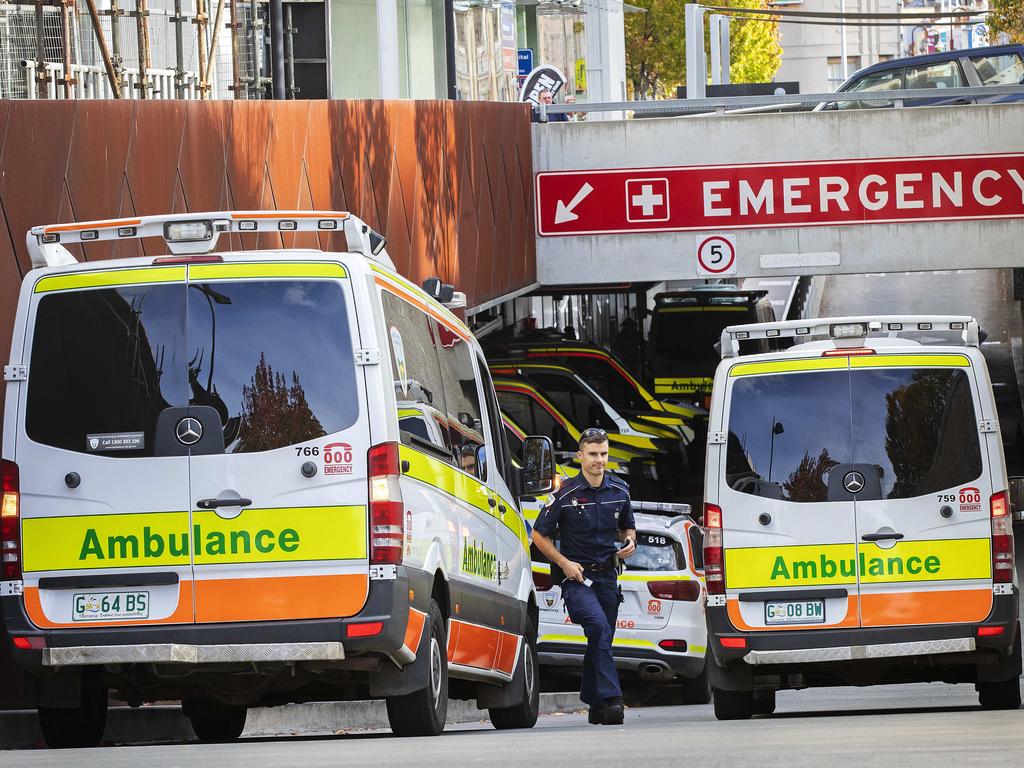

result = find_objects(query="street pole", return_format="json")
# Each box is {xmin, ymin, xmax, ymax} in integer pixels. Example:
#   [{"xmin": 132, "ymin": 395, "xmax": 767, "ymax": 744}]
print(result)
[{"xmin": 840, "ymin": 0, "xmax": 848, "ymax": 81}]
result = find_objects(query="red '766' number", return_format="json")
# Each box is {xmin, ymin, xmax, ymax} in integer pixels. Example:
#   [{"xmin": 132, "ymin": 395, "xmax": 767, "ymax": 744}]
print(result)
[{"xmin": 324, "ymin": 443, "xmax": 353, "ymax": 464}]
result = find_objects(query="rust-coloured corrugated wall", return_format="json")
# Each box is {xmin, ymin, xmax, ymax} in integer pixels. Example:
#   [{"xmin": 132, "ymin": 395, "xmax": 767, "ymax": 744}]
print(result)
[{"xmin": 0, "ymin": 98, "xmax": 535, "ymax": 709}]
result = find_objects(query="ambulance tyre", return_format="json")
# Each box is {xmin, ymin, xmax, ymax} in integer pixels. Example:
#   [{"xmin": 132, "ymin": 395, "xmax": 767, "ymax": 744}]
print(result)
[
  {"xmin": 680, "ymin": 658, "xmax": 711, "ymax": 705},
  {"xmin": 38, "ymin": 683, "xmax": 108, "ymax": 749},
  {"xmin": 712, "ymin": 687, "xmax": 754, "ymax": 721},
  {"xmin": 387, "ymin": 600, "xmax": 448, "ymax": 736},
  {"xmin": 186, "ymin": 701, "xmax": 248, "ymax": 742},
  {"xmin": 978, "ymin": 629, "xmax": 1023, "ymax": 711},
  {"xmin": 753, "ymin": 689, "xmax": 777, "ymax": 715},
  {"xmin": 489, "ymin": 616, "xmax": 540, "ymax": 730}
]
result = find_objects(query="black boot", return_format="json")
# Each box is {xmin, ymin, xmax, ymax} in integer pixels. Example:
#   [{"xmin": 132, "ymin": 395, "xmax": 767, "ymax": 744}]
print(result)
[
  {"xmin": 601, "ymin": 698, "xmax": 624, "ymax": 725},
  {"xmin": 588, "ymin": 706, "xmax": 606, "ymax": 725}
]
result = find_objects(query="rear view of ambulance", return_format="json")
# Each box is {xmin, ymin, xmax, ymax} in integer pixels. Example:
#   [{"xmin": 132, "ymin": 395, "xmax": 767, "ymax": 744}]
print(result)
[
  {"xmin": 1, "ymin": 211, "xmax": 554, "ymax": 747},
  {"xmin": 704, "ymin": 316, "xmax": 1020, "ymax": 720}
]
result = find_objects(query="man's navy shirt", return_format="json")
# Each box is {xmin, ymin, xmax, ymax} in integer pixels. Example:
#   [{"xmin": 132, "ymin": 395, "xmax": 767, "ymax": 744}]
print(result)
[{"xmin": 533, "ymin": 471, "xmax": 635, "ymax": 565}]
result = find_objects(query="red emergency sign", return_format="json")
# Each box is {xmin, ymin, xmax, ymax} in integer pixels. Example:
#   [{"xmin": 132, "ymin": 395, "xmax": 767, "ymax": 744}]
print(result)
[{"xmin": 535, "ymin": 153, "xmax": 1024, "ymax": 236}]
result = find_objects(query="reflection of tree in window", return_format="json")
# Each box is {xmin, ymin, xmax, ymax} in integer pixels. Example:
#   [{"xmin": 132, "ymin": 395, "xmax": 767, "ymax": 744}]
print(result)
[
  {"xmin": 882, "ymin": 370, "xmax": 980, "ymax": 498},
  {"xmin": 236, "ymin": 353, "xmax": 325, "ymax": 452},
  {"xmin": 783, "ymin": 448, "xmax": 838, "ymax": 503}
]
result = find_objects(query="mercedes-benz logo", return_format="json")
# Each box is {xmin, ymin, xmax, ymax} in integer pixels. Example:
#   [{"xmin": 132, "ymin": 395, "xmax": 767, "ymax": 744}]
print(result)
[
  {"xmin": 175, "ymin": 417, "xmax": 203, "ymax": 446},
  {"xmin": 843, "ymin": 471, "xmax": 865, "ymax": 494}
]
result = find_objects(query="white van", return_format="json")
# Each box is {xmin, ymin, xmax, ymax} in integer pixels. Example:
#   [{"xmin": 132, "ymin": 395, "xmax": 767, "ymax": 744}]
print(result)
[
  {"xmin": 0, "ymin": 211, "xmax": 555, "ymax": 747},
  {"xmin": 703, "ymin": 316, "xmax": 1020, "ymax": 720}
]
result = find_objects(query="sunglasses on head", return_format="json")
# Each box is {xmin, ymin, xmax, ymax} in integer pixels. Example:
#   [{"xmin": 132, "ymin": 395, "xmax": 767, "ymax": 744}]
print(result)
[{"xmin": 579, "ymin": 427, "xmax": 607, "ymax": 444}]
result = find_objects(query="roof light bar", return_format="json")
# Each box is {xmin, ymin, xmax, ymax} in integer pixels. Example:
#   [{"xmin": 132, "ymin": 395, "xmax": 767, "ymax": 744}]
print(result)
[
  {"xmin": 719, "ymin": 315, "xmax": 981, "ymax": 359},
  {"xmin": 26, "ymin": 211, "xmax": 395, "ymax": 270}
]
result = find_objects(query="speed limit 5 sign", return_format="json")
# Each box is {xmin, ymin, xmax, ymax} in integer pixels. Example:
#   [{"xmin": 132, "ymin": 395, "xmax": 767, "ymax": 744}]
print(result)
[{"xmin": 696, "ymin": 234, "xmax": 737, "ymax": 276}]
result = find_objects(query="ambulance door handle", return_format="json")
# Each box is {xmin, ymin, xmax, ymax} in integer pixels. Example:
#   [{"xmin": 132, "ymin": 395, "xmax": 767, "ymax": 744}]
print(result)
[
  {"xmin": 861, "ymin": 532, "xmax": 904, "ymax": 542},
  {"xmin": 197, "ymin": 497, "xmax": 253, "ymax": 510}
]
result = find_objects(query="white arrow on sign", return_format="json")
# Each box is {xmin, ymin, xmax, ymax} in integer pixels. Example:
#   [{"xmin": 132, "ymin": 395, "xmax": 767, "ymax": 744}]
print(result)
[{"xmin": 554, "ymin": 182, "xmax": 594, "ymax": 224}]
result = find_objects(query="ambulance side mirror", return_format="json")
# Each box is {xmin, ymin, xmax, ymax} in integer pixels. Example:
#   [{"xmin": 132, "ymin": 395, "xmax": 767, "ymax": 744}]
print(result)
[{"xmin": 521, "ymin": 435, "xmax": 555, "ymax": 496}]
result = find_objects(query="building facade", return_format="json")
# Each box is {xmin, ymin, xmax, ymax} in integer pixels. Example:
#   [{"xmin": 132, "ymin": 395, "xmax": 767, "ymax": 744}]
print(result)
[{"xmin": 774, "ymin": 0, "xmax": 989, "ymax": 95}]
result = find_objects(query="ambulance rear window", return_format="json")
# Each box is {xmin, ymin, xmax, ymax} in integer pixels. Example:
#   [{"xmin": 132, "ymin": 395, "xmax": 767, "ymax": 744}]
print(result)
[
  {"xmin": 725, "ymin": 366, "xmax": 982, "ymax": 502},
  {"xmin": 25, "ymin": 280, "xmax": 359, "ymax": 456},
  {"xmin": 625, "ymin": 532, "xmax": 684, "ymax": 571}
]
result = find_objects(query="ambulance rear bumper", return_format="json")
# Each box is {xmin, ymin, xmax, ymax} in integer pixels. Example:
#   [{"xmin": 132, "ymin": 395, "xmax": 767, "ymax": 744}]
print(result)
[
  {"xmin": 2, "ymin": 567, "xmax": 432, "ymax": 672},
  {"xmin": 708, "ymin": 588, "xmax": 1019, "ymax": 665}
]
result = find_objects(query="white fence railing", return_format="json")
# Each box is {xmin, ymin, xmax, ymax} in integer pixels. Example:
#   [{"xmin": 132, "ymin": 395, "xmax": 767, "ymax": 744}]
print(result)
[{"xmin": 21, "ymin": 60, "xmax": 198, "ymax": 100}]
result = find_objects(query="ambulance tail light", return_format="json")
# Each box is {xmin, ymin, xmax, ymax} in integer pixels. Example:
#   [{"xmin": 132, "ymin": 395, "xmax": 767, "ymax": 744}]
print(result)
[
  {"xmin": 648, "ymin": 580, "xmax": 701, "ymax": 601},
  {"xmin": 532, "ymin": 569, "xmax": 553, "ymax": 591},
  {"xmin": 1, "ymin": 460, "xmax": 20, "ymax": 581},
  {"xmin": 704, "ymin": 502, "xmax": 725, "ymax": 595},
  {"xmin": 368, "ymin": 443, "xmax": 404, "ymax": 566},
  {"xmin": 991, "ymin": 490, "xmax": 1014, "ymax": 584}
]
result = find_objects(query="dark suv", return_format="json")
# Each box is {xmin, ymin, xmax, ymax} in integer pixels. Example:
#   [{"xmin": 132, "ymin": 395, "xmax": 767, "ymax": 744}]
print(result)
[{"xmin": 818, "ymin": 44, "xmax": 1024, "ymax": 110}]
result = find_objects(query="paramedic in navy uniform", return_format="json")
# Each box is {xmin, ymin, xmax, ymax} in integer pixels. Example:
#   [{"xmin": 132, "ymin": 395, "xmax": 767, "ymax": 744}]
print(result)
[{"xmin": 531, "ymin": 428, "xmax": 636, "ymax": 725}]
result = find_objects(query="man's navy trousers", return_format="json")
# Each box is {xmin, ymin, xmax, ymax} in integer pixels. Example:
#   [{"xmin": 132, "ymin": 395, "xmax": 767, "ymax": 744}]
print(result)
[{"xmin": 561, "ymin": 569, "xmax": 621, "ymax": 706}]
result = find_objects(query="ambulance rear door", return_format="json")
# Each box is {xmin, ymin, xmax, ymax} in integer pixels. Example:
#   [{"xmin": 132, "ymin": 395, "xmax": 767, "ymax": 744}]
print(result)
[
  {"xmin": 16, "ymin": 267, "xmax": 194, "ymax": 629},
  {"xmin": 719, "ymin": 357, "xmax": 860, "ymax": 632},
  {"xmin": 849, "ymin": 354, "xmax": 995, "ymax": 628},
  {"xmin": 185, "ymin": 260, "xmax": 371, "ymax": 624}
]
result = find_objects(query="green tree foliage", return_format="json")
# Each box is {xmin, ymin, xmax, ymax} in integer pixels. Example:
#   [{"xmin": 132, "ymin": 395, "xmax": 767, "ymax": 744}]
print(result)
[
  {"xmin": 625, "ymin": 0, "xmax": 782, "ymax": 100},
  {"xmin": 237, "ymin": 353, "xmax": 325, "ymax": 452},
  {"xmin": 988, "ymin": 0, "xmax": 1024, "ymax": 43}
]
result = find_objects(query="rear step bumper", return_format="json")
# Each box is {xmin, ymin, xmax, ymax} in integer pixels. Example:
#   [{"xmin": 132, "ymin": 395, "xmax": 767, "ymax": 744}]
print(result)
[
  {"xmin": 42, "ymin": 641, "xmax": 346, "ymax": 667},
  {"xmin": 708, "ymin": 588, "xmax": 1019, "ymax": 664},
  {"xmin": 539, "ymin": 640, "xmax": 704, "ymax": 678}
]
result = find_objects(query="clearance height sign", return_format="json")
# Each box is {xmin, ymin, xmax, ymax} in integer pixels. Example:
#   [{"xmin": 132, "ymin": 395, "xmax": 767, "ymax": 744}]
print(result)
[{"xmin": 535, "ymin": 153, "xmax": 1024, "ymax": 236}]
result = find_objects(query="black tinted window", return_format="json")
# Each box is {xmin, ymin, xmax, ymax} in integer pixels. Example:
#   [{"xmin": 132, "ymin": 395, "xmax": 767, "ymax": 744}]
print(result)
[
  {"xmin": 496, "ymin": 391, "xmax": 575, "ymax": 453},
  {"xmin": 566, "ymin": 356, "xmax": 645, "ymax": 411},
  {"xmin": 188, "ymin": 281, "xmax": 358, "ymax": 453},
  {"xmin": 382, "ymin": 292, "xmax": 452, "ymax": 461},
  {"xmin": 851, "ymin": 368, "xmax": 981, "ymax": 499},
  {"xmin": 688, "ymin": 526, "xmax": 704, "ymax": 571},
  {"xmin": 527, "ymin": 372, "xmax": 615, "ymax": 431},
  {"xmin": 726, "ymin": 370, "xmax": 853, "ymax": 502},
  {"xmin": 654, "ymin": 308, "xmax": 753, "ymax": 363},
  {"xmin": 625, "ymin": 532, "xmax": 683, "ymax": 571},
  {"xmin": 434, "ymin": 324, "xmax": 485, "ymax": 478},
  {"xmin": 27, "ymin": 285, "xmax": 189, "ymax": 456}
]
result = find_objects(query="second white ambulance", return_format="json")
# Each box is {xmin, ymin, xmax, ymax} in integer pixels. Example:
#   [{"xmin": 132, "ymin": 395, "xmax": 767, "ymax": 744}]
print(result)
[{"xmin": 704, "ymin": 316, "xmax": 1020, "ymax": 719}]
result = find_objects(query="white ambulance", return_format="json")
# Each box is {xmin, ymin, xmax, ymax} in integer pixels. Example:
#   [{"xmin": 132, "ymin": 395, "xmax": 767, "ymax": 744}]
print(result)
[
  {"xmin": 0, "ymin": 211, "xmax": 554, "ymax": 747},
  {"xmin": 704, "ymin": 316, "xmax": 1020, "ymax": 720}
]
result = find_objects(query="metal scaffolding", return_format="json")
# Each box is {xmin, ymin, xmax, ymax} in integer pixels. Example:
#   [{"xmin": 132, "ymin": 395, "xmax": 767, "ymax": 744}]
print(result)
[{"xmin": 0, "ymin": 0, "xmax": 267, "ymax": 99}]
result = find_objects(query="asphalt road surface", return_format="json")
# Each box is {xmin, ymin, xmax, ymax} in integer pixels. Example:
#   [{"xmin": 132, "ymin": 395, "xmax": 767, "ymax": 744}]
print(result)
[{"xmin": 5, "ymin": 682, "xmax": 1023, "ymax": 767}]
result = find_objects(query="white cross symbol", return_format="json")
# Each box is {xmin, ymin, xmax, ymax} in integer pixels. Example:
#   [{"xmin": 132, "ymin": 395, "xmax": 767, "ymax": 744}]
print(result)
[{"xmin": 632, "ymin": 184, "xmax": 664, "ymax": 217}]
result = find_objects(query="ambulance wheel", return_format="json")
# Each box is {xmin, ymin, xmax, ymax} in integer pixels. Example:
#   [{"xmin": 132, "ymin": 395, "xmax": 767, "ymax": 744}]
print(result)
[
  {"xmin": 489, "ymin": 617, "xmax": 540, "ymax": 729},
  {"xmin": 187, "ymin": 702, "xmax": 248, "ymax": 742},
  {"xmin": 978, "ymin": 677, "xmax": 1021, "ymax": 710},
  {"xmin": 978, "ymin": 629, "xmax": 1023, "ymax": 710},
  {"xmin": 387, "ymin": 599, "xmax": 448, "ymax": 736},
  {"xmin": 38, "ymin": 684, "xmax": 108, "ymax": 748},
  {"xmin": 753, "ymin": 690, "xmax": 777, "ymax": 715},
  {"xmin": 680, "ymin": 658, "xmax": 711, "ymax": 705},
  {"xmin": 712, "ymin": 687, "xmax": 754, "ymax": 720}
]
